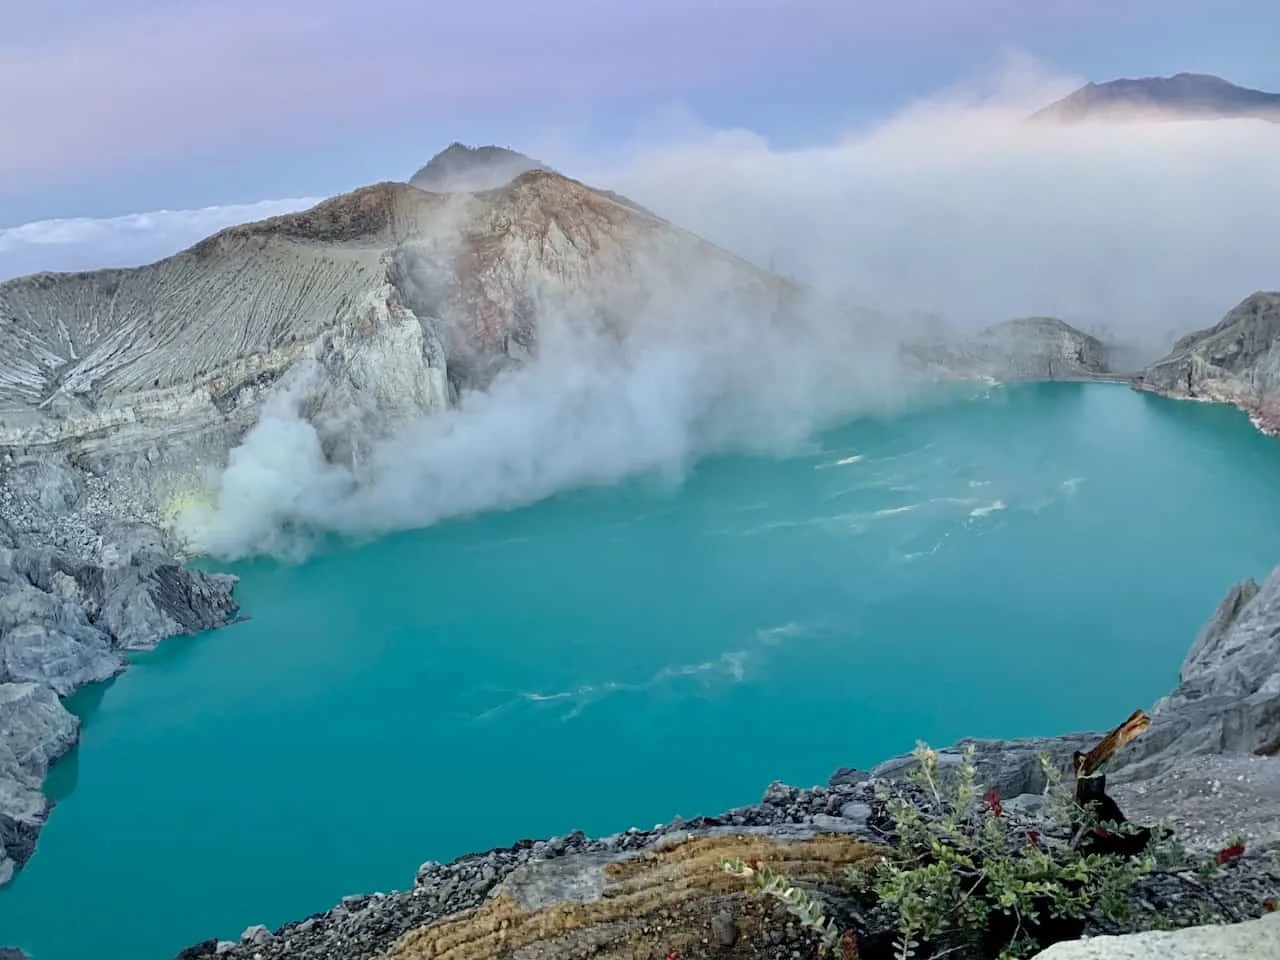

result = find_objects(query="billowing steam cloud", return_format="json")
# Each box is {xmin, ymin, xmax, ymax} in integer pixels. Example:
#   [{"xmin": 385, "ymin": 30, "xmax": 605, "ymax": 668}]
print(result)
[
  {"xmin": 34, "ymin": 62, "xmax": 1280, "ymax": 559},
  {"xmin": 182, "ymin": 256, "xmax": 915, "ymax": 558},
  {"xmin": 580, "ymin": 67, "xmax": 1280, "ymax": 348}
]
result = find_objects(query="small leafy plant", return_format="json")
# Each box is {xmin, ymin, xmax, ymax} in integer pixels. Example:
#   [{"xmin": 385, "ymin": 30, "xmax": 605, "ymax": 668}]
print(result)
[
  {"xmin": 723, "ymin": 742, "xmax": 1162, "ymax": 960},
  {"xmin": 721, "ymin": 857, "xmax": 848, "ymax": 956},
  {"xmin": 846, "ymin": 743, "xmax": 1155, "ymax": 959}
]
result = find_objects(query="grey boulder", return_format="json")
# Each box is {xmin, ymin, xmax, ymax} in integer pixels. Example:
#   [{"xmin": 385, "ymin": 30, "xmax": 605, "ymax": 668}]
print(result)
[{"xmin": 1030, "ymin": 910, "xmax": 1280, "ymax": 959}]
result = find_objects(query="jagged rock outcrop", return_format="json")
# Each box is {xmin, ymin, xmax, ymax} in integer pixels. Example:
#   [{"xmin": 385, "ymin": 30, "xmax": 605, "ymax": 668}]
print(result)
[
  {"xmin": 903, "ymin": 317, "xmax": 1117, "ymax": 382},
  {"xmin": 0, "ymin": 682, "xmax": 78, "ymax": 885},
  {"xmin": 871, "ymin": 564, "xmax": 1280, "ymax": 830},
  {"xmin": 1028, "ymin": 73, "xmax": 1280, "ymax": 124},
  {"xmin": 1135, "ymin": 291, "xmax": 1280, "ymax": 434},
  {"xmin": 0, "ymin": 523, "xmax": 237, "ymax": 885}
]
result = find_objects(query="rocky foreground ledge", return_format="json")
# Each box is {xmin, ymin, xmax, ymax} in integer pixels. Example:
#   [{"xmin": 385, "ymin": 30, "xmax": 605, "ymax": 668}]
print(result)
[{"xmin": 165, "ymin": 567, "xmax": 1280, "ymax": 960}]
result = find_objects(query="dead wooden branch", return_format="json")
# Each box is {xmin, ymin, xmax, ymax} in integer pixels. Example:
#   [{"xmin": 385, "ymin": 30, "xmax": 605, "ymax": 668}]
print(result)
[{"xmin": 1072, "ymin": 708, "xmax": 1151, "ymax": 779}]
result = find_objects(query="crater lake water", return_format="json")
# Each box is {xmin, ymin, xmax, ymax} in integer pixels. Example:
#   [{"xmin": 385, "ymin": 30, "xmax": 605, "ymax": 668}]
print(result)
[{"xmin": 6, "ymin": 382, "xmax": 1280, "ymax": 960}]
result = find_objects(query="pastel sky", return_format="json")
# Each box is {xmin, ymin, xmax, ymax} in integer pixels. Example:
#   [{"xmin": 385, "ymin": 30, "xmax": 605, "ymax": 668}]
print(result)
[{"xmin": 2, "ymin": 0, "xmax": 1278, "ymax": 228}]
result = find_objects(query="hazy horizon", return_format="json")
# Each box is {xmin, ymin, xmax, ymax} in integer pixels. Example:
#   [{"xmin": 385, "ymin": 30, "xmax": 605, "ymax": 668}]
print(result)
[{"xmin": 3, "ymin": 58, "xmax": 1277, "ymax": 343}]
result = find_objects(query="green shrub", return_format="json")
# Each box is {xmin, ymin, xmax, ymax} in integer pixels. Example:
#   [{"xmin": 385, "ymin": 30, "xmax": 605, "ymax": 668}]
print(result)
[
  {"xmin": 723, "ymin": 742, "xmax": 1160, "ymax": 960},
  {"xmin": 847, "ymin": 743, "xmax": 1154, "ymax": 959}
]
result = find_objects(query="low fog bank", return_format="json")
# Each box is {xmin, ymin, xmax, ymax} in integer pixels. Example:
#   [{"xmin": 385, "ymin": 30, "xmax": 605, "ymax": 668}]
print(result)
[{"xmin": 581, "ymin": 68, "xmax": 1280, "ymax": 355}]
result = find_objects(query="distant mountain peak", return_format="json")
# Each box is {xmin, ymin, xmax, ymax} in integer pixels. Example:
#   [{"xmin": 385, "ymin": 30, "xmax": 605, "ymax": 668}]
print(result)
[
  {"xmin": 406, "ymin": 142, "xmax": 658, "ymax": 217},
  {"xmin": 408, "ymin": 144, "xmax": 547, "ymax": 193},
  {"xmin": 1028, "ymin": 73, "xmax": 1280, "ymax": 124}
]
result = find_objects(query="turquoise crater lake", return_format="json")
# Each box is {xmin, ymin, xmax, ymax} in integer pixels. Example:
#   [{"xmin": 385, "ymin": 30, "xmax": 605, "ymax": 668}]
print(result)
[{"xmin": 5, "ymin": 382, "xmax": 1280, "ymax": 959}]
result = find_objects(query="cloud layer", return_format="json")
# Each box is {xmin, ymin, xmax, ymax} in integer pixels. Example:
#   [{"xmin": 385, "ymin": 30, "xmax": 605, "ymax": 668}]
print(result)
[
  {"xmin": 6, "ymin": 0, "xmax": 1275, "ymax": 197},
  {"xmin": 0, "ymin": 198, "xmax": 320, "ymax": 279},
  {"xmin": 582, "ymin": 74, "xmax": 1280, "ymax": 347}
]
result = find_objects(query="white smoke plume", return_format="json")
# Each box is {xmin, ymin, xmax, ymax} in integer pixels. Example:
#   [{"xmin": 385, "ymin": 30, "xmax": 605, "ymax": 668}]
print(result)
[
  {"xmin": 36, "ymin": 61, "xmax": 1280, "ymax": 558},
  {"xmin": 185, "ymin": 258, "xmax": 916, "ymax": 557}
]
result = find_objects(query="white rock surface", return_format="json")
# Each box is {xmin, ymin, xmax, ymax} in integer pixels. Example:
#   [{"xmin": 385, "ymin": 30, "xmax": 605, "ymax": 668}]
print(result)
[{"xmin": 1031, "ymin": 911, "xmax": 1280, "ymax": 958}]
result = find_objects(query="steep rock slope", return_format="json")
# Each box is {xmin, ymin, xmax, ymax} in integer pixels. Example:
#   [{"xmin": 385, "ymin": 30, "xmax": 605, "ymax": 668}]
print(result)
[
  {"xmin": 1028, "ymin": 73, "xmax": 1280, "ymax": 124},
  {"xmin": 0, "ymin": 169, "xmax": 791, "ymax": 548},
  {"xmin": 0, "ymin": 681, "xmax": 76, "ymax": 886},
  {"xmin": 873, "ymin": 563, "xmax": 1280, "ymax": 801},
  {"xmin": 1134, "ymin": 291, "xmax": 1280, "ymax": 433},
  {"xmin": 903, "ymin": 317, "xmax": 1117, "ymax": 382}
]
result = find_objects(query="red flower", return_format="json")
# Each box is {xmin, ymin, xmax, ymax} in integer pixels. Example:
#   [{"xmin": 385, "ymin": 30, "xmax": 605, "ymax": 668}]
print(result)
[
  {"xmin": 1215, "ymin": 843, "xmax": 1245, "ymax": 865},
  {"xmin": 1264, "ymin": 898, "xmax": 1277, "ymax": 913},
  {"xmin": 839, "ymin": 930, "xmax": 860, "ymax": 959},
  {"xmin": 1026, "ymin": 830, "xmax": 1040, "ymax": 847},
  {"xmin": 984, "ymin": 790, "xmax": 1003, "ymax": 817},
  {"xmin": 1094, "ymin": 826, "xmax": 1111, "ymax": 838},
  {"xmin": 665, "ymin": 954, "xmax": 679, "ymax": 960}
]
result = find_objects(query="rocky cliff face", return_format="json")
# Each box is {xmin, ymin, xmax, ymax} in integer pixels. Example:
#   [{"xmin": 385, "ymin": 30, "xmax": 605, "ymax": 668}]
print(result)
[
  {"xmin": 1134, "ymin": 291, "xmax": 1280, "ymax": 434},
  {"xmin": 873, "ymin": 563, "xmax": 1280, "ymax": 802},
  {"xmin": 0, "ymin": 522, "xmax": 237, "ymax": 884},
  {"xmin": 0, "ymin": 169, "xmax": 792, "ymax": 553},
  {"xmin": 903, "ymin": 317, "xmax": 1118, "ymax": 382}
]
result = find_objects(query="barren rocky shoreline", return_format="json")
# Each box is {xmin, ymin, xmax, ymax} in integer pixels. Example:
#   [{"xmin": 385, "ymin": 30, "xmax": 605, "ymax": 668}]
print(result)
[{"xmin": 0, "ymin": 515, "xmax": 238, "ymax": 885}]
